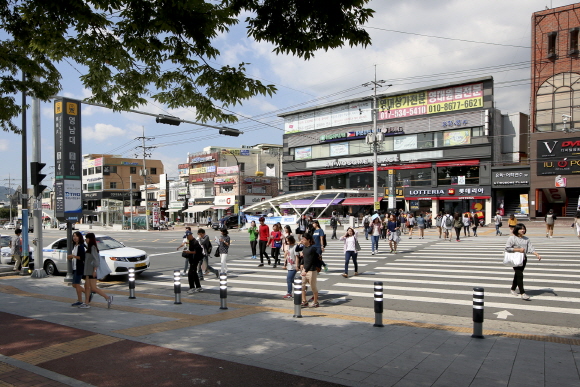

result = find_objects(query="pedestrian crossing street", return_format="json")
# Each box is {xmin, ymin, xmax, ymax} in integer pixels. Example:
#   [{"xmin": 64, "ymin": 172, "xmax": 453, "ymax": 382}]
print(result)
[{"xmin": 138, "ymin": 233, "xmax": 580, "ymax": 324}]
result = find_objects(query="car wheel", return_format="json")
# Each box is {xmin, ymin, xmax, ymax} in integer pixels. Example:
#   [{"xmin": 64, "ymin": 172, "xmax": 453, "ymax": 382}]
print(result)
[{"xmin": 44, "ymin": 261, "xmax": 58, "ymax": 276}]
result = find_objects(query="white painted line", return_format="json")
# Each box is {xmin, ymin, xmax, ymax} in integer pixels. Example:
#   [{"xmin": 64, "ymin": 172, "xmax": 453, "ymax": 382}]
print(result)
[
  {"xmin": 384, "ymin": 263, "xmax": 578, "ymax": 271},
  {"xmin": 149, "ymin": 252, "xmax": 182, "ymax": 257},
  {"xmin": 373, "ymin": 267, "xmax": 580, "ymax": 278},
  {"xmin": 392, "ymin": 259, "xmax": 580, "ymax": 265},
  {"xmin": 330, "ymin": 283, "xmax": 580, "ymax": 303}
]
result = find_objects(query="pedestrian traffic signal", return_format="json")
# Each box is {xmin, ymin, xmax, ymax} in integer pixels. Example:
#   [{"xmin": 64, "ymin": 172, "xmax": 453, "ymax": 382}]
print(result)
[
  {"xmin": 219, "ymin": 128, "xmax": 242, "ymax": 137},
  {"xmin": 30, "ymin": 162, "xmax": 47, "ymax": 197}
]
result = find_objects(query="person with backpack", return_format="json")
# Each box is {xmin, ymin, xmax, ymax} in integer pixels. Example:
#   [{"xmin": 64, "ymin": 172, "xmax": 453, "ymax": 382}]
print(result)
[
  {"xmin": 545, "ymin": 209, "xmax": 556, "ymax": 238},
  {"xmin": 268, "ymin": 223, "xmax": 283, "ymax": 268},
  {"xmin": 398, "ymin": 212, "xmax": 407, "ymax": 235},
  {"xmin": 330, "ymin": 213, "xmax": 341, "ymax": 239},
  {"xmin": 10, "ymin": 229, "xmax": 22, "ymax": 271},
  {"xmin": 298, "ymin": 233, "xmax": 320, "ymax": 308},
  {"xmin": 283, "ymin": 235, "xmax": 298, "ymax": 299},
  {"xmin": 453, "ymin": 212, "xmax": 463, "ymax": 242},
  {"xmin": 296, "ymin": 214, "xmax": 308, "ymax": 235},
  {"xmin": 386, "ymin": 214, "xmax": 401, "ymax": 253},
  {"xmin": 311, "ymin": 220, "xmax": 328, "ymax": 272},
  {"xmin": 494, "ymin": 211, "xmax": 503, "ymax": 236},
  {"xmin": 176, "ymin": 226, "xmax": 193, "ymax": 274},
  {"xmin": 362, "ymin": 213, "xmax": 371, "ymax": 240},
  {"xmin": 197, "ymin": 229, "xmax": 219, "ymax": 279},
  {"xmin": 441, "ymin": 211, "xmax": 454, "ymax": 242}
]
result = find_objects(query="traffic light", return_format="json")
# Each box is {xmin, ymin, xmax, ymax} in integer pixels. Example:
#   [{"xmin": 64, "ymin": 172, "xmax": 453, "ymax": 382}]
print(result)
[
  {"xmin": 219, "ymin": 128, "xmax": 242, "ymax": 137},
  {"xmin": 155, "ymin": 114, "xmax": 181, "ymax": 126},
  {"xmin": 30, "ymin": 162, "xmax": 47, "ymax": 197}
]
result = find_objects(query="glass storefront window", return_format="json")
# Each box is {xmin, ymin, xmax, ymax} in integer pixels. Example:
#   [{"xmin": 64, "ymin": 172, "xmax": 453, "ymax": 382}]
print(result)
[
  {"xmin": 312, "ymin": 144, "xmax": 329, "ymax": 158},
  {"xmin": 437, "ymin": 166, "xmax": 479, "ymax": 185},
  {"xmin": 349, "ymin": 172, "xmax": 374, "ymax": 189},
  {"xmin": 393, "ymin": 168, "xmax": 432, "ymax": 187},
  {"xmin": 417, "ymin": 133, "xmax": 434, "ymax": 149},
  {"xmin": 289, "ymin": 176, "xmax": 313, "ymax": 192}
]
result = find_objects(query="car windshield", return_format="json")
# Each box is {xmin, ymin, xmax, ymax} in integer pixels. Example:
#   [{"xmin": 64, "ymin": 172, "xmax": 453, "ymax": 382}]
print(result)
[
  {"xmin": 95, "ymin": 236, "xmax": 125, "ymax": 251},
  {"xmin": 1, "ymin": 236, "xmax": 10, "ymax": 247}
]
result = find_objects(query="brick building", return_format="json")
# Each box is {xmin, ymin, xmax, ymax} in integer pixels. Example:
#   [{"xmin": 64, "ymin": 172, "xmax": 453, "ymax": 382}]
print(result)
[{"xmin": 530, "ymin": 3, "xmax": 580, "ymax": 218}]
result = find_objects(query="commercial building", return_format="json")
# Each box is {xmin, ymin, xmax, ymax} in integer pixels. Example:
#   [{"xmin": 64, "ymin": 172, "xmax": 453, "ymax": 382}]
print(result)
[
  {"xmin": 82, "ymin": 154, "xmax": 164, "ymax": 225},
  {"xmin": 530, "ymin": 3, "xmax": 580, "ymax": 218},
  {"xmin": 281, "ymin": 77, "xmax": 528, "ymax": 224}
]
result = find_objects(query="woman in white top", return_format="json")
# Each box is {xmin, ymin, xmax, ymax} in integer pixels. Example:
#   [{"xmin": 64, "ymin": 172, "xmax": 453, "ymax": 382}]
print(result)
[
  {"xmin": 370, "ymin": 217, "xmax": 382, "ymax": 255},
  {"xmin": 283, "ymin": 235, "xmax": 298, "ymax": 299},
  {"xmin": 574, "ymin": 211, "xmax": 580, "ymax": 239},
  {"xmin": 505, "ymin": 223, "xmax": 541, "ymax": 300},
  {"xmin": 340, "ymin": 227, "xmax": 359, "ymax": 278}
]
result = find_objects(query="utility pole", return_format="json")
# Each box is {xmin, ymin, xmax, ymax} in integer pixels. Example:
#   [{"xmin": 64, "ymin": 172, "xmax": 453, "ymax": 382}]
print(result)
[
  {"xmin": 362, "ymin": 66, "xmax": 390, "ymax": 214},
  {"xmin": 136, "ymin": 127, "xmax": 155, "ymax": 231},
  {"xmin": 20, "ymin": 72, "xmax": 30, "ymax": 276},
  {"xmin": 31, "ymin": 76, "xmax": 46, "ymax": 278},
  {"xmin": 130, "ymin": 175, "xmax": 133, "ymax": 230}
]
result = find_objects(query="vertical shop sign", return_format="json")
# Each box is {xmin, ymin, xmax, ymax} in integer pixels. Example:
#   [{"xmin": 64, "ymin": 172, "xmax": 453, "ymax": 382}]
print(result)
[{"xmin": 54, "ymin": 98, "xmax": 82, "ymax": 222}]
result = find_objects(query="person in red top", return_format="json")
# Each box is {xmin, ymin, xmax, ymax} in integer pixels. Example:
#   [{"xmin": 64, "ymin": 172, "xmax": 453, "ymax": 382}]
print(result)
[
  {"xmin": 258, "ymin": 217, "xmax": 271, "ymax": 267},
  {"xmin": 269, "ymin": 223, "xmax": 283, "ymax": 268}
]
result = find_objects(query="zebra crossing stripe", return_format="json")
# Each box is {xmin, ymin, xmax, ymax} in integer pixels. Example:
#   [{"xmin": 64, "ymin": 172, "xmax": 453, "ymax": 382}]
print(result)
[
  {"xmin": 330, "ymin": 283, "xmax": 580, "ymax": 303},
  {"xmin": 384, "ymin": 263, "xmax": 579, "ymax": 271},
  {"xmin": 394, "ymin": 259, "xmax": 580, "ymax": 265},
  {"xmin": 373, "ymin": 267, "xmax": 580, "ymax": 278}
]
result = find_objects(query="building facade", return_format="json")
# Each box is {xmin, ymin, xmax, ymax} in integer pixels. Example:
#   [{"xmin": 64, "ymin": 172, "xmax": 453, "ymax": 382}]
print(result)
[
  {"xmin": 281, "ymin": 77, "xmax": 529, "ymax": 223},
  {"xmin": 82, "ymin": 154, "xmax": 164, "ymax": 224},
  {"xmin": 530, "ymin": 3, "xmax": 580, "ymax": 218}
]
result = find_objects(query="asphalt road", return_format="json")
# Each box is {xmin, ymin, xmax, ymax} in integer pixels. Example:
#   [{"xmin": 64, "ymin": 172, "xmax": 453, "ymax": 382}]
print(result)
[{"xmin": 23, "ymin": 226, "xmax": 580, "ymax": 330}]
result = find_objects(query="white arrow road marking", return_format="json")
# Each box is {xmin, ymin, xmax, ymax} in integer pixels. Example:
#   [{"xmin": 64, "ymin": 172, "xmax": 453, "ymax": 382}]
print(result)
[{"xmin": 494, "ymin": 310, "xmax": 513, "ymax": 319}]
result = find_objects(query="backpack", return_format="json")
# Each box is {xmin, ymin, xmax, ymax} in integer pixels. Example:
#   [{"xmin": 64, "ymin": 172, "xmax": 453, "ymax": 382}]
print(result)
[
  {"xmin": 444, "ymin": 216, "xmax": 453, "ymax": 228},
  {"xmin": 546, "ymin": 214, "xmax": 554, "ymax": 225},
  {"xmin": 363, "ymin": 217, "xmax": 370, "ymax": 226},
  {"xmin": 330, "ymin": 217, "xmax": 337, "ymax": 227}
]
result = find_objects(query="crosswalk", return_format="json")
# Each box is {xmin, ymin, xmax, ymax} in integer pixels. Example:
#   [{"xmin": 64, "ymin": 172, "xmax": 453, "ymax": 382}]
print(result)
[{"xmin": 137, "ymin": 232, "xmax": 580, "ymax": 325}]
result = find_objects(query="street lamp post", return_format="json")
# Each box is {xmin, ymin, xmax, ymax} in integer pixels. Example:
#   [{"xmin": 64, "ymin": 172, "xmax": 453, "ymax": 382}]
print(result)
[{"xmin": 223, "ymin": 150, "xmax": 241, "ymax": 228}]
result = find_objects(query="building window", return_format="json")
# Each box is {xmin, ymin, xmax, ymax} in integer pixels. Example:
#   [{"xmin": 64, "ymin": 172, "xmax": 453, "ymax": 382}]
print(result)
[
  {"xmin": 150, "ymin": 167, "xmax": 157, "ymax": 175},
  {"xmin": 247, "ymin": 185, "xmax": 266, "ymax": 194},
  {"xmin": 548, "ymin": 31, "xmax": 557, "ymax": 59},
  {"xmin": 88, "ymin": 182, "xmax": 102, "ymax": 191},
  {"xmin": 289, "ymin": 176, "xmax": 313, "ymax": 192},
  {"xmin": 88, "ymin": 167, "xmax": 95, "ymax": 175},
  {"xmin": 110, "ymin": 182, "xmax": 117, "ymax": 189},
  {"xmin": 221, "ymin": 186, "xmax": 234, "ymax": 193},
  {"xmin": 472, "ymin": 127, "xmax": 484, "ymax": 137},
  {"xmin": 132, "ymin": 182, "xmax": 137, "ymax": 189},
  {"xmin": 437, "ymin": 166, "xmax": 479, "ymax": 186},
  {"xmin": 83, "ymin": 169, "xmax": 87, "ymax": 176},
  {"xmin": 83, "ymin": 184, "xmax": 87, "ymax": 190},
  {"xmin": 238, "ymin": 163, "xmax": 245, "ymax": 173},
  {"xmin": 130, "ymin": 167, "xmax": 137, "ymax": 174},
  {"xmin": 110, "ymin": 166, "xmax": 117, "ymax": 173},
  {"xmin": 535, "ymin": 72, "xmax": 580, "ymax": 132},
  {"xmin": 570, "ymin": 28, "xmax": 579, "ymax": 55},
  {"xmin": 95, "ymin": 166, "xmax": 102, "ymax": 174}
]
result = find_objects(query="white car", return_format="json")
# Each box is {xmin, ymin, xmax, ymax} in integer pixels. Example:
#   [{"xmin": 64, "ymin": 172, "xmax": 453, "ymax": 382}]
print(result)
[
  {"xmin": 3, "ymin": 223, "xmax": 15, "ymax": 230},
  {"xmin": 58, "ymin": 223, "xmax": 76, "ymax": 230},
  {"xmin": 42, "ymin": 234, "xmax": 149, "ymax": 277},
  {"xmin": 0, "ymin": 235, "xmax": 35, "ymax": 265}
]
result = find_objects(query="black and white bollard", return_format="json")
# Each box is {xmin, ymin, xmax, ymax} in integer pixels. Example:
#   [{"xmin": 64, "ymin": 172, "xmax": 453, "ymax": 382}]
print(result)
[
  {"xmin": 293, "ymin": 274, "xmax": 303, "ymax": 318},
  {"xmin": 174, "ymin": 270, "xmax": 182, "ymax": 305},
  {"xmin": 472, "ymin": 287, "xmax": 484, "ymax": 339},
  {"xmin": 128, "ymin": 268, "xmax": 136, "ymax": 299},
  {"xmin": 373, "ymin": 281, "xmax": 384, "ymax": 327},
  {"xmin": 219, "ymin": 272, "xmax": 228, "ymax": 310}
]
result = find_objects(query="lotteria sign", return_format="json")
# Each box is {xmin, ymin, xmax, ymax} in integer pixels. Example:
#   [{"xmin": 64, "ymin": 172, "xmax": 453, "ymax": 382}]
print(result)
[
  {"xmin": 404, "ymin": 186, "xmax": 491, "ymax": 199},
  {"xmin": 320, "ymin": 127, "xmax": 404, "ymax": 142}
]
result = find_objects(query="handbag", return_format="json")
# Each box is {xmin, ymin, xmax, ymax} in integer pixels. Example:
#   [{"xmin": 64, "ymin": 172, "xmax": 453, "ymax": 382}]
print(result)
[
  {"xmin": 354, "ymin": 238, "xmax": 361, "ymax": 252},
  {"xmin": 214, "ymin": 248, "xmax": 220, "ymax": 258},
  {"xmin": 182, "ymin": 251, "xmax": 191, "ymax": 259},
  {"xmin": 96, "ymin": 255, "xmax": 112, "ymax": 280},
  {"xmin": 274, "ymin": 240, "xmax": 282, "ymax": 248},
  {"xmin": 503, "ymin": 252, "xmax": 524, "ymax": 267},
  {"xmin": 498, "ymin": 221, "xmax": 503, "ymax": 227}
]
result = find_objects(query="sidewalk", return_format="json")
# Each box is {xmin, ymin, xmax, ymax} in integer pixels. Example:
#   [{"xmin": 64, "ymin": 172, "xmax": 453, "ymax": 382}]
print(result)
[{"xmin": 1, "ymin": 275, "xmax": 579, "ymax": 387}]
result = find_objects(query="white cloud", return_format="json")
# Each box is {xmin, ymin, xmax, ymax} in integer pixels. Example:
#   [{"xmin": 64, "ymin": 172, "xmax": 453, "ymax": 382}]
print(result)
[
  {"xmin": 83, "ymin": 123, "xmax": 126, "ymax": 142},
  {"xmin": 0, "ymin": 139, "xmax": 9, "ymax": 151}
]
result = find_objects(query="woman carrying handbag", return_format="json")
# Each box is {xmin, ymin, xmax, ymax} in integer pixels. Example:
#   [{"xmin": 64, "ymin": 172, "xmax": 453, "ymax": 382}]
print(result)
[
  {"xmin": 505, "ymin": 223, "xmax": 541, "ymax": 300},
  {"xmin": 340, "ymin": 227, "xmax": 359, "ymax": 278}
]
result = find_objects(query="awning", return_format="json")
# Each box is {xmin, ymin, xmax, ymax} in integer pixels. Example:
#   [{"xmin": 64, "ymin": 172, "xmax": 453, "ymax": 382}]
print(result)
[
  {"xmin": 341, "ymin": 197, "xmax": 383, "ymax": 206},
  {"xmin": 184, "ymin": 205, "xmax": 212, "ymax": 213},
  {"xmin": 279, "ymin": 198, "xmax": 343, "ymax": 208},
  {"xmin": 211, "ymin": 205, "xmax": 232, "ymax": 210},
  {"xmin": 436, "ymin": 159, "xmax": 479, "ymax": 167}
]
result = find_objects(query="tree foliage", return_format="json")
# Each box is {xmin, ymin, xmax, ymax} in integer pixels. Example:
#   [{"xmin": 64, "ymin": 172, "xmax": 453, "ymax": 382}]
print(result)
[{"xmin": 0, "ymin": 0, "xmax": 373, "ymax": 132}]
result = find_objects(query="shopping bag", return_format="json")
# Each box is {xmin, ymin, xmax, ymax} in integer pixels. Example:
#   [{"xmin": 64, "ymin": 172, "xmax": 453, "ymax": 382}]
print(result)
[{"xmin": 503, "ymin": 252, "xmax": 524, "ymax": 267}]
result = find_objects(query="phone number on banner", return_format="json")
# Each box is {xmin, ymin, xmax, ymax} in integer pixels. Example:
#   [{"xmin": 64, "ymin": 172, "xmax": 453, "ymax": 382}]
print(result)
[{"xmin": 428, "ymin": 97, "xmax": 482, "ymax": 114}]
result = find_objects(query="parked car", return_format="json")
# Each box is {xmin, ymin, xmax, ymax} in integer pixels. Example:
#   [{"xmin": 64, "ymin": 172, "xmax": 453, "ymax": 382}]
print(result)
[
  {"xmin": 41, "ymin": 234, "xmax": 149, "ymax": 277},
  {"xmin": 0, "ymin": 235, "xmax": 35, "ymax": 265},
  {"xmin": 3, "ymin": 223, "xmax": 15, "ymax": 230},
  {"xmin": 211, "ymin": 214, "xmax": 240, "ymax": 230},
  {"xmin": 58, "ymin": 223, "xmax": 76, "ymax": 230}
]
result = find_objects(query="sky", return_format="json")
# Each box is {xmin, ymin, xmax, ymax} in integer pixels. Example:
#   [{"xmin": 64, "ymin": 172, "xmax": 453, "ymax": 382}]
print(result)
[{"xmin": 0, "ymin": 0, "xmax": 570, "ymax": 189}]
